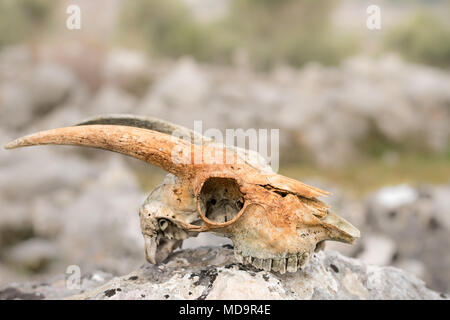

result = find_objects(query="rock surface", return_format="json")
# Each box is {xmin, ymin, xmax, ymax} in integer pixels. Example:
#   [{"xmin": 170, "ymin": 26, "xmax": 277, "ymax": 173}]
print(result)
[
  {"xmin": 1, "ymin": 247, "xmax": 446, "ymax": 300},
  {"xmin": 363, "ymin": 184, "xmax": 450, "ymax": 293}
]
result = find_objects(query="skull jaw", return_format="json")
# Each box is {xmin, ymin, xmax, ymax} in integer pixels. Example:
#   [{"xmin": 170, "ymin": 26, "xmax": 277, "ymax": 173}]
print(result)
[
  {"xmin": 229, "ymin": 231, "xmax": 316, "ymax": 274},
  {"xmin": 142, "ymin": 226, "xmax": 313, "ymax": 274},
  {"xmin": 227, "ymin": 220, "xmax": 360, "ymax": 274}
]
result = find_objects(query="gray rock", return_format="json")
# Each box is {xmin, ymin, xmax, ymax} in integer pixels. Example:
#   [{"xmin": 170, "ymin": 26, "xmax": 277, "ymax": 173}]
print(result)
[
  {"xmin": 0, "ymin": 81, "xmax": 35, "ymax": 130},
  {"xmin": 136, "ymin": 54, "xmax": 450, "ymax": 166},
  {"xmin": 365, "ymin": 184, "xmax": 450, "ymax": 293},
  {"xmin": 103, "ymin": 49, "xmax": 150, "ymax": 84},
  {"xmin": 0, "ymin": 149, "xmax": 147, "ymax": 281},
  {"xmin": 29, "ymin": 62, "xmax": 77, "ymax": 114},
  {"xmin": 1, "ymin": 247, "xmax": 445, "ymax": 300},
  {"xmin": 372, "ymin": 185, "xmax": 418, "ymax": 211},
  {"xmin": 88, "ymin": 85, "xmax": 137, "ymax": 115},
  {"xmin": 356, "ymin": 234, "xmax": 396, "ymax": 266},
  {"xmin": 2, "ymin": 46, "xmax": 450, "ymax": 166},
  {"xmin": 0, "ymin": 270, "xmax": 114, "ymax": 300},
  {"xmin": 182, "ymin": 233, "xmax": 233, "ymax": 250},
  {"xmin": 0, "ymin": 149, "xmax": 99, "ymax": 199},
  {"xmin": 138, "ymin": 57, "xmax": 210, "ymax": 129},
  {"xmin": 3, "ymin": 238, "xmax": 58, "ymax": 271}
]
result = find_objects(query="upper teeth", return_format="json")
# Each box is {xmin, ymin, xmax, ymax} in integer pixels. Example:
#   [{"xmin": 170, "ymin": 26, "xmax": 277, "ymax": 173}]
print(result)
[{"xmin": 234, "ymin": 251, "xmax": 310, "ymax": 274}]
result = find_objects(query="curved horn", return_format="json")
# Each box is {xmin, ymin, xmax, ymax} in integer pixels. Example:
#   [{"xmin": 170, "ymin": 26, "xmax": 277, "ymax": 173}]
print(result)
[
  {"xmin": 4, "ymin": 125, "xmax": 194, "ymax": 176},
  {"xmin": 77, "ymin": 114, "xmax": 212, "ymax": 145},
  {"xmin": 76, "ymin": 114, "xmax": 274, "ymax": 173}
]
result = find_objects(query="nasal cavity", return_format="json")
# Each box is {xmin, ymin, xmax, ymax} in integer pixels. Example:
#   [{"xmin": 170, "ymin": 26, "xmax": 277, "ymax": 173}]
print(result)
[{"xmin": 199, "ymin": 177, "xmax": 244, "ymax": 224}]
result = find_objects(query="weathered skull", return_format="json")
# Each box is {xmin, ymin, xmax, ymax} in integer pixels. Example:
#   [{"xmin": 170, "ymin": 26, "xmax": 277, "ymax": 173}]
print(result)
[{"xmin": 5, "ymin": 115, "xmax": 360, "ymax": 274}]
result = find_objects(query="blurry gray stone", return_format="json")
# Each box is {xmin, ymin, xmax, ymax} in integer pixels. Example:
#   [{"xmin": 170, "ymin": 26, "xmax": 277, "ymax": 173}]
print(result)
[
  {"xmin": 29, "ymin": 63, "xmax": 76, "ymax": 113},
  {"xmin": 0, "ymin": 148, "xmax": 147, "ymax": 281},
  {"xmin": 0, "ymin": 149, "xmax": 99, "ymax": 199},
  {"xmin": 55, "ymin": 158, "xmax": 146, "ymax": 275},
  {"xmin": 365, "ymin": 184, "xmax": 450, "ymax": 293},
  {"xmin": 0, "ymin": 270, "xmax": 113, "ymax": 300},
  {"xmin": 88, "ymin": 85, "xmax": 137, "ymax": 115},
  {"xmin": 103, "ymin": 49, "xmax": 149, "ymax": 84},
  {"xmin": 0, "ymin": 59, "xmax": 78, "ymax": 131},
  {"xmin": 152, "ymin": 57, "xmax": 209, "ymax": 106},
  {"xmin": 2, "ymin": 46, "xmax": 450, "ymax": 165},
  {"xmin": 0, "ymin": 45, "xmax": 32, "ymax": 75},
  {"xmin": 430, "ymin": 185, "xmax": 450, "ymax": 230},
  {"xmin": 373, "ymin": 185, "xmax": 418, "ymax": 210},
  {"xmin": 356, "ymin": 234, "xmax": 396, "ymax": 266},
  {"xmin": 135, "ymin": 54, "xmax": 450, "ymax": 166},
  {"xmin": 138, "ymin": 57, "xmax": 210, "ymax": 128},
  {"xmin": 29, "ymin": 104, "xmax": 87, "ymax": 132},
  {"xmin": 4, "ymin": 239, "xmax": 57, "ymax": 271},
  {"xmin": 395, "ymin": 259, "xmax": 426, "ymax": 280},
  {"xmin": 0, "ymin": 82, "xmax": 34, "ymax": 130},
  {"xmin": 182, "ymin": 232, "xmax": 233, "ymax": 250}
]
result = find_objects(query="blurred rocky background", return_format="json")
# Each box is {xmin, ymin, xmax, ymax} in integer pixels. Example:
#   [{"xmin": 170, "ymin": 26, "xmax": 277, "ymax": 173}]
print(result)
[{"xmin": 0, "ymin": 0, "xmax": 449, "ymax": 296}]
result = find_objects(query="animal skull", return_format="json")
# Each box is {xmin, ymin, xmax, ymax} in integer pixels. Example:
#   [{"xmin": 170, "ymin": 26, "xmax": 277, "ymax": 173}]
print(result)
[{"xmin": 4, "ymin": 115, "xmax": 360, "ymax": 274}]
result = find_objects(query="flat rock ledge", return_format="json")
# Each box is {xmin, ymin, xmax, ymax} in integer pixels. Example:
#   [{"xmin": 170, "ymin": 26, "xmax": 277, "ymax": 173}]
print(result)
[{"xmin": 1, "ymin": 247, "xmax": 447, "ymax": 300}]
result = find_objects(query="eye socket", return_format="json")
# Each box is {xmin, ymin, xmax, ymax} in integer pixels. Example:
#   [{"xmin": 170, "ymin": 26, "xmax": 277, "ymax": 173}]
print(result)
[{"xmin": 198, "ymin": 177, "xmax": 245, "ymax": 225}]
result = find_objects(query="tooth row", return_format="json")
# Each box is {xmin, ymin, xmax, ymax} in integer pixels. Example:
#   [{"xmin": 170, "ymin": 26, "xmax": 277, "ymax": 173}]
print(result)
[{"xmin": 234, "ymin": 251, "xmax": 310, "ymax": 274}]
